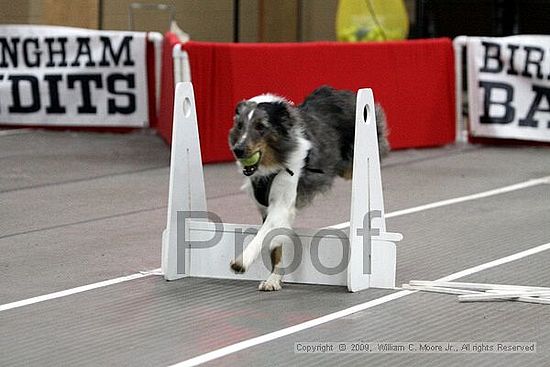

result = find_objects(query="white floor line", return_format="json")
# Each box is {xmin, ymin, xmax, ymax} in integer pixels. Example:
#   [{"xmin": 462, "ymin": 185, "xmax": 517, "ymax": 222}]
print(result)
[
  {"xmin": 0, "ymin": 176, "xmax": 548, "ymax": 313},
  {"xmin": 0, "ymin": 128, "xmax": 35, "ymax": 136},
  {"xmin": 0, "ymin": 176, "xmax": 550, "ymax": 312},
  {"xmin": 330, "ymin": 175, "xmax": 550, "ymax": 230},
  {"xmin": 170, "ymin": 241, "xmax": 550, "ymax": 367},
  {"xmin": 0, "ymin": 268, "xmax": 161, "ymax": 312}
]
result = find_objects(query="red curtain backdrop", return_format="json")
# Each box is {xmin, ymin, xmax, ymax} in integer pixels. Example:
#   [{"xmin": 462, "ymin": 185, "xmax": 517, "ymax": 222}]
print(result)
[{"xmin": 158, "ymin": 34, "xmax": 455, "ymax": 163}]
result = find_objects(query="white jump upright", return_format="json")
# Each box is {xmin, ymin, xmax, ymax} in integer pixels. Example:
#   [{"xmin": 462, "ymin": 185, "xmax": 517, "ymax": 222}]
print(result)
[
  {"xmin": 161, "ymin": 82, "xmax": 402, "ymax": 292},
  {"xmin": 347, "ymin": 90, "xmax": 403, "ymax": 291}
]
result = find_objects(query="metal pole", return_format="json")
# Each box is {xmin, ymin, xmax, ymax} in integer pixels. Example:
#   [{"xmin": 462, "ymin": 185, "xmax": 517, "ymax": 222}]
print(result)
[{"xmin": 233, "ymin": 0, "xmax": 240, "ymax": 43}]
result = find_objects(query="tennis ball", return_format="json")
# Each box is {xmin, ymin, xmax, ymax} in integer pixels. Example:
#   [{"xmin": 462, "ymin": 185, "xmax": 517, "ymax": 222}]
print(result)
[{"xmin": 239, "ymin": 151, "xmax": 261, "ymax": 167}]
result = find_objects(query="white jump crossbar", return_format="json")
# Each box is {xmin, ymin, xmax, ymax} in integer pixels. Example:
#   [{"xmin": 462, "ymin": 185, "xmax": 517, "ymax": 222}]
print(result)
[
  {"xmin": 161, "ymin": 82, "xmax": 401, "ymax": 292},
  {"xmin": 406, "ymin": 281, "xmax": 550, "ymax": 305}
]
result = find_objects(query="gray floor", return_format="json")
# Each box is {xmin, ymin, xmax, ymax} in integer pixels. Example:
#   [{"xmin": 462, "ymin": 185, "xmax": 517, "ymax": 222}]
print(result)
[{"xmin": 1, "ymin": 129, "xmax": 549, "ymax": 366}]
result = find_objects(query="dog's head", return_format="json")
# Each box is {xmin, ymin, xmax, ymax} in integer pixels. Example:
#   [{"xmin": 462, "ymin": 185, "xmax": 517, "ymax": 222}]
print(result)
[{"xmin": 229, "ymin": 94, "xmax": 296, "ymax": 176}]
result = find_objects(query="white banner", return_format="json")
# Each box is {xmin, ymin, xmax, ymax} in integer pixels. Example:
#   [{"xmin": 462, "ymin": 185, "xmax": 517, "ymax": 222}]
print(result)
[
  {"xmin": 0, "ymin": 25, "xmax": 149, "ymax": 127},
  {"xmin": 467, "ymin": 35, "xmax": 550, "ymax": 142}
]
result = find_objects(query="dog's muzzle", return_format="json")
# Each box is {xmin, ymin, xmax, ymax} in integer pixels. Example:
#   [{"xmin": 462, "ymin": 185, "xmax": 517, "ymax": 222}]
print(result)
[{"xmin": 239, "ymin": 151, "xmax": 261, "ymax": 176}]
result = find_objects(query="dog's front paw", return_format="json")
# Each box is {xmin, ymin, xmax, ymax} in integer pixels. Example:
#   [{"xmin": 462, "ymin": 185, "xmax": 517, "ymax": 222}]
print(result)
[
  {"xmin": 230, "ymin": 259, "xmax": 247, "ymax": 274},
  {"xmin": 258, "ymin": 278, "xmax": 282, "ymax": 291}
]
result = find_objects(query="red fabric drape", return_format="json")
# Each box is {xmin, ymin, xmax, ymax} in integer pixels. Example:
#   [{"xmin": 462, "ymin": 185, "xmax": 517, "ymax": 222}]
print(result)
[{"xmin": 158, "ymin": 35, "xmax": 456, "ymax": 163}]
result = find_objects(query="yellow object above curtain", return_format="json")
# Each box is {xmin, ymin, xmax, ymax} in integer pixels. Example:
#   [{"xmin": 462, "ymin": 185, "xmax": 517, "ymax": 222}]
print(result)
[{"xmin": 336, "ymin": 0, "xmax": 409, "ymax": 42}]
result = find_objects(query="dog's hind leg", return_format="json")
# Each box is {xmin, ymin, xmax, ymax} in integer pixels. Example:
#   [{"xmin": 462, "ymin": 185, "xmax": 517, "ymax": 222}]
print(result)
[
  {"xmin": 338, "ymin": 165, "xmax": 353, "ymax": 180},
  {"xmin": 259, "ymin": 245, "xmax": 283, "ymax": 291},
  {"xmin": 336, "ymin": 160, "xmax": 353, "ymax": 180}
]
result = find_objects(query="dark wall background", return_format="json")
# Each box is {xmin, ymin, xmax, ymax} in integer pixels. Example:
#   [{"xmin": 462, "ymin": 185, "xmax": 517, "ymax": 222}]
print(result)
[{"xmin": 411, "ymin": 0, "xmax": 550, "ymax": 38}]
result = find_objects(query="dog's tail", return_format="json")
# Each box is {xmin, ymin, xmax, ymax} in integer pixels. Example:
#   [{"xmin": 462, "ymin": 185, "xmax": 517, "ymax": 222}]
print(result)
[
  {"xmin": 336, "ymin": 103, "xmax": 389, "ymax": 180},
  {"xmin": 337, "ymin": 103, "xmax": 390, "ymax": 180},
  {"xmin": 374, "ymin": 103, "xmax": 390, "ymax": 159}
]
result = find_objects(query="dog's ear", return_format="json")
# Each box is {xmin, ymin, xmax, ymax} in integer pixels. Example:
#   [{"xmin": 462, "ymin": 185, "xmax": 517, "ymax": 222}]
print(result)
[
  {"xmin": 257, "ymin": 102, "xmax": 291, "ymax": 130},
  {"xmin": 235, "ymin": 101, "xmax": 246, "ymax": 116}
]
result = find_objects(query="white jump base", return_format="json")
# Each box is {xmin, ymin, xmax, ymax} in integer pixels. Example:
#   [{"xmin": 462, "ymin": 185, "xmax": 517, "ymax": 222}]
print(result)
[{"xmin": 161, "ymin": 82, "xmax": 402, "ymax": 292}]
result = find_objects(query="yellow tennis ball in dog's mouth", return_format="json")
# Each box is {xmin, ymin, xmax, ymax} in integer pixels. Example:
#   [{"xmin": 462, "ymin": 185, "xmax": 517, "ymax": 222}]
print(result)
[{"xmin": 239, "ymin": 151, "xmax": 261, "ymax": 167}]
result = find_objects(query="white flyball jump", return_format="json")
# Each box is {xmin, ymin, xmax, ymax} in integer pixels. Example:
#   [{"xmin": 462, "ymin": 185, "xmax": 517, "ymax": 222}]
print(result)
[{"xmin": 161, "ymin": 82, "xmax": 402, "ymax": 292}]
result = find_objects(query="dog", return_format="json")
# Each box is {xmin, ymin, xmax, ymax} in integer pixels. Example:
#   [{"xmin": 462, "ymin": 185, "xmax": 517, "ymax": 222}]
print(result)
[{"xmin": 228, "ymin": 85, "xmax": 389, "ymax": 291}]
